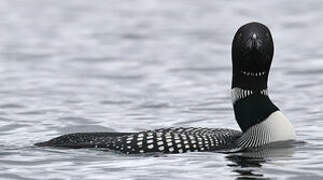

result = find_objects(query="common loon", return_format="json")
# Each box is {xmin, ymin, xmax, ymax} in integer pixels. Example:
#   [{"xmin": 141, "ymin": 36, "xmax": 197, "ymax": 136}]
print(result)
[{"xmin": 35, "ymin": 22, "xmax": 296, "ymax": 154}]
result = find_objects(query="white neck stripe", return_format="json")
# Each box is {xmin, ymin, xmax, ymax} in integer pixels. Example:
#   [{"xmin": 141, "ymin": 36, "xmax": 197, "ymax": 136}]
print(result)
[{"xmin": 231, "ymin": 88, "xmax": 268, "ymax": 104}]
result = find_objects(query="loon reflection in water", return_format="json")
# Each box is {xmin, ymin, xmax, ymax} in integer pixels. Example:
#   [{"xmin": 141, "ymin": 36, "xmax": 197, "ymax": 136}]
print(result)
[
  {"xmin": 226, "ymin": 141, "xmax": 297, "ymax": 180},
  {"xmin": 35, "ymin": 22, "xmax": 296, "ymax": 154}
]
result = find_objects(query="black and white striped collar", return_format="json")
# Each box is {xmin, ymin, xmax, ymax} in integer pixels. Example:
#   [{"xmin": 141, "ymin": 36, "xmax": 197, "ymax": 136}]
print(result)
[{"xmin": 231, "ymin": 88, "xmax": 268, "ymax": 104}]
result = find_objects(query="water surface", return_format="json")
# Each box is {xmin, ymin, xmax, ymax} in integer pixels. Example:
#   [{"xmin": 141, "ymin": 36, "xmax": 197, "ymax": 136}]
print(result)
[{"xmin": 0, "ymin": 0, "xmax": 323, "ymax": 179}]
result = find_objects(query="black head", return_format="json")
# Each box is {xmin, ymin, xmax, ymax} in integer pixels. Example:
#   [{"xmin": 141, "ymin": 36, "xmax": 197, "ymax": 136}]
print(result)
[{"xmin": 231, "ymin": 22, "xmax": 274, "ymax": 90}]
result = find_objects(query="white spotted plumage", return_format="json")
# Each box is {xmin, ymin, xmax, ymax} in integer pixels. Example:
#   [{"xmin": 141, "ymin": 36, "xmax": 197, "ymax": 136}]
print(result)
[{"xmin": 107, "ymin": 127, "xmax": 241, "ymax": 154}]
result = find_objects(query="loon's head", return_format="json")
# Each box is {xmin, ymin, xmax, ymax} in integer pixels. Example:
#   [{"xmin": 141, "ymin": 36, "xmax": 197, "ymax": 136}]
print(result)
[
  {"xmin": 231, "ymin": 22, "xmax": 274, "ymax": 90},
  {"xmin": 231, "ymin": 22, "xmax": 278, "ymax": 132}
]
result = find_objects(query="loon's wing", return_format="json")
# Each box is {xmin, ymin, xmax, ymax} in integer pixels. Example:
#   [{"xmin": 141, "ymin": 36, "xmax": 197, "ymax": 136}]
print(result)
[
  {"xmin": 105, "ymin": 127, "xmax": 242, "ymax": 154},
  {"xmin": 35, "ymin": 132, "xmax": 134, "ymax": 148}
]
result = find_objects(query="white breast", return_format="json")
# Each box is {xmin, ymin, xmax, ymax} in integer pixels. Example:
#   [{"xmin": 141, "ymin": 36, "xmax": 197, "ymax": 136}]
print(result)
[{"xmin": 237, "ymin": 111, "xmax": 296, "ymax": 148}]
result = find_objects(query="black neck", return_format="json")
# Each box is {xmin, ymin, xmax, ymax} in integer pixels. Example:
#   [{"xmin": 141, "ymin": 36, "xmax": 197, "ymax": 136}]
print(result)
[{"xmin": 232, "ymin": 90, "xmax": 279, "ymax": 132}]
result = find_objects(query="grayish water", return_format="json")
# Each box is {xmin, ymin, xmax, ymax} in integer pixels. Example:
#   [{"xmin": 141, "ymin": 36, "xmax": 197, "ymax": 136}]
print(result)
[{"xmin": 0, "ymin": 0, "xmax": 323, "ymax": 179}]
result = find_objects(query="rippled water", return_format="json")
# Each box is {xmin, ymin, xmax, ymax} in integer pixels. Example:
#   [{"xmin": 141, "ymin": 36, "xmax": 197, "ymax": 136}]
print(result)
[{"xmin": 1, "ymin": 0, "xmax": 323, "ymax": 179}]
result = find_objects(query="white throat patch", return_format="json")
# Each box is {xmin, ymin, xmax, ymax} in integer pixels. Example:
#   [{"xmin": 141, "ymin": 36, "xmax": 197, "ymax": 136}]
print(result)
[
  {"xmin": 231, "ymin": 87, "xmax": 268, "ymax": 104},
  {"xmin": 236, "ymin": 111, "xmax": 296, "ymax": 148}
]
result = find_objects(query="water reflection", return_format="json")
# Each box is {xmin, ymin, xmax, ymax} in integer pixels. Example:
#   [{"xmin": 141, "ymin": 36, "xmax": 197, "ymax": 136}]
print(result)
[{"xmin": 226, "ymin": 142, "xmax": 296, "ymax": 180}]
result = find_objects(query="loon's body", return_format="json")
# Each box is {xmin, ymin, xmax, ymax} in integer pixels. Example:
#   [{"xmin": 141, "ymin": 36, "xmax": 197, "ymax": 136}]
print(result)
[
  {"xmin": 38, "ymin": 128, "xmax": 242, "ymax": 153},
  {"xmin": 36, "ymin": 22, "xmax": 296, "ymax": 154}
]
